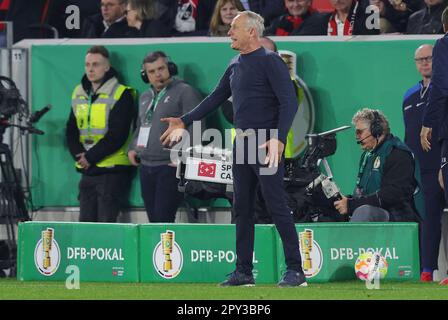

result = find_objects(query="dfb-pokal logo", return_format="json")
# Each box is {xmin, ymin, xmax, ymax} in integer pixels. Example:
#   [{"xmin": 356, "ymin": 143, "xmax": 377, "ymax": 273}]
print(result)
[
  {"xmin": 299, "ymin": 229, "xmax": 323, "ymax": 278},
  {"xmin": 153, "ymin": 230, "xmax": 183, "ymax": 279},
  {"xmin": 34, "ymin": 228, "xmax": 61, "ymax": 276}
]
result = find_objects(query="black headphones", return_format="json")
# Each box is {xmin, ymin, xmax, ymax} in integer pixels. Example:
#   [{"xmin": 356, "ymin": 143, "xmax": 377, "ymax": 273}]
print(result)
[
  {"xmin": 370, "ymin": 110, "xmax": 384, "ymax": 139},
  {"xmin": 140, "ymin": 51, "xmax": 178, "ymax": 83}
]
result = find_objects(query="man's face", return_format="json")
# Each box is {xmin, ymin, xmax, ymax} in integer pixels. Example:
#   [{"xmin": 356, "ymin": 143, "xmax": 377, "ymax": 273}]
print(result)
[
  {"xmin": 355, "ymin": 120, "xmax": 376, "ymax": 151},
  {"xmin": 144, "ymin": 58, "xmax": 171, "ymax": 91},
  {"xmin": 330, "ymin": 0, "xmax": 353, "ymax": 12},
  {"xmin": 101, "ymin": 0, "xmax": 126, "ymax": 24},
  {"xmin": 285, "ymin": 0, "xmax": 311, "ymax": 17},
  {"xmin": 228, "ymin": 14, "xmax": 251, "ymax": 52},
  {"xmin": 414, "ymin": 46, "xmax": 433, "ymax": 79},
  {"xmin": 85, "ymin": 53, "xmax": 110, "ymax": 84}
]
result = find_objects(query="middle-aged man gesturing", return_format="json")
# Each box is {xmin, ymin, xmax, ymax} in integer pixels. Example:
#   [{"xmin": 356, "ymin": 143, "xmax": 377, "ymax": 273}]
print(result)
[
  {"xmin": 160, "ymin": 11, "xmax": 307, "ymax": 287},
  {"xmin": 420, "ymin": 7, "xmax": 448, "ymax": 285}
]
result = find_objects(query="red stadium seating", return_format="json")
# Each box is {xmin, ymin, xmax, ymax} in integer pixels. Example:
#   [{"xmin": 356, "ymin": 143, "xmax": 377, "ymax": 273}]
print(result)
[{"xmin": 312, "ymin": 0, "xmax": 334, "ymax": 12}]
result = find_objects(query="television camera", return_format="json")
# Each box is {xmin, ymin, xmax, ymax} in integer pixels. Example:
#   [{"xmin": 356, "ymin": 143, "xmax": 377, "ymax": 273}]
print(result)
[
  {"xmin": 0, "ymin": 76, "xmax": 50, "ymax": 277},
  {"xmin": 175, "ymin": 126, "xmax": 350, "ymax": 223}
]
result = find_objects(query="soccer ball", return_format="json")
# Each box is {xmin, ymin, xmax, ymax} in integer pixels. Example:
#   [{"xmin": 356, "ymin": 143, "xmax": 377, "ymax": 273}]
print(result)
[{"xmin": 354, "ymin": 252, "xmax": 388, "ymax": 281}]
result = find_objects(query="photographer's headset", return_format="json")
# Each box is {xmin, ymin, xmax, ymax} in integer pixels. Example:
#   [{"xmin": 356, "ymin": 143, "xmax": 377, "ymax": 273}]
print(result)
[
  {"xmin": 370, "ymin": 110, "xmax": 384, "ymax": 139},
  {"xmin": 140, "ymin": 51, "xmax": 178, "ymax": 83}
]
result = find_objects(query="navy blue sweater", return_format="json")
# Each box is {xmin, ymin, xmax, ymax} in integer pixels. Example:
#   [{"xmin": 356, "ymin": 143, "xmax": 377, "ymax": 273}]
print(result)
[
  {"xmin": 423, "ymin": 33, "xmax": 448, "ymax": 140},
  {"xmin": 181, "ymin": 47, "xmax": 297, "ymax": 144},
  {"xmin": 403, "ymin": 81, "xmax": 441, "ymax": 172}
]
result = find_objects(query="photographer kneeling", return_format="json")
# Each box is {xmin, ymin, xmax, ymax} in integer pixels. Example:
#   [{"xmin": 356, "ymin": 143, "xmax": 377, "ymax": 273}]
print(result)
[{"xmin": 334, "ymin": 108, "xmax": 424, "ymax": 222}]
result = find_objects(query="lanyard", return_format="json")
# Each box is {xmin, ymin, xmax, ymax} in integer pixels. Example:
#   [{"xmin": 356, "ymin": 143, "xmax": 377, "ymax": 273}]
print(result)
[
  {"xmin": 145, "ymin": 87, "xmax": 167, "ymax": 123},
  {"xmin": 420, "ymin": 81, "xmax": 430, "ymax": 99},
  {"xmin": 356, "ymin": 151, "xmax": 372, "ymax": 187}
]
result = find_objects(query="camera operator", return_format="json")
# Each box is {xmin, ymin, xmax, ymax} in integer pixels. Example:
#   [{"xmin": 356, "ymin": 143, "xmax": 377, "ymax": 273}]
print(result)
[{"xmin": 333, "ymin": 108, "xmax": 424, "ymax": 222}]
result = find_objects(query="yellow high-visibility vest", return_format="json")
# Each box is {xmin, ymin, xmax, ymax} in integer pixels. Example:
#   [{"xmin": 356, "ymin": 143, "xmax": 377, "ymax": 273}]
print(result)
[
  {"xmin": 284, "ymin": 77, "xmax": 302, "ymax": 159},
  {"xmin": 71, "ymin": 78, "xmax": 133, "ymax": 168}
]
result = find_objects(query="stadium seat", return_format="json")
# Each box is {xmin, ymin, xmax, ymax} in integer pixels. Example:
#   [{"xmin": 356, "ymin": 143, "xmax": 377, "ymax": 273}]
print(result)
[{"xmin": 312, "ymin": 0, "xmax": 333, "ymax": 12}]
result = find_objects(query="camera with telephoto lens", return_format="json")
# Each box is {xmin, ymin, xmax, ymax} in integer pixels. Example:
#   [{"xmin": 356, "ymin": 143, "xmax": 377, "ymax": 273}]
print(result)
[
  {"xmin": 283, "ymin": 126, "xmax": 350, "ymax": 222},
  {"xmin": 0, "ymin": 76, "xmax": 28, "ymax": 119}
]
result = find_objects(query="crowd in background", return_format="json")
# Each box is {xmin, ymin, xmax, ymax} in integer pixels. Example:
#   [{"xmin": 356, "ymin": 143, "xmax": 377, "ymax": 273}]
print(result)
[{"xmin": 0, "ymin": 0, "xmax": 447, "ymax": 45}]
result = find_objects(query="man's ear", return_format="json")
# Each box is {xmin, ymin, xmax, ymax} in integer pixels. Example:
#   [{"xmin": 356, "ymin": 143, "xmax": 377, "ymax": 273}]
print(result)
[{"xmin": 250, "ymin": 27, "xmax": 257, "ymax": 38}]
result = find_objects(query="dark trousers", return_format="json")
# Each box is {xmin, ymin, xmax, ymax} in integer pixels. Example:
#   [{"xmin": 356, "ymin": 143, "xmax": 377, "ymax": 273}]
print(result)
[
  {"xmin": 79, "ymin": 171, "xmax": 132, "ymax": 222},
  {"xmin": 420, "ymin": 171, "xmax": 445, "ymax": 270},
  {"xmin": 139, "ymin": 164, "xmax": 184, "ymax": 223},
  {"xmin": 232, "ymin": 136, "xmax": 303, "ymax": 275}
]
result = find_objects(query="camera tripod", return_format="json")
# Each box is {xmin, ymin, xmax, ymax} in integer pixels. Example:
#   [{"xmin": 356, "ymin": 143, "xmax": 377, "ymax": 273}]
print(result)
[{"xmin": 0, "ymin": 139, "xmax": 29, "ymax": 277}]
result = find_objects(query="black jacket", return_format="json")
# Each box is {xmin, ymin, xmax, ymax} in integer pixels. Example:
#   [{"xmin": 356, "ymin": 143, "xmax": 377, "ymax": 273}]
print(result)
[
  {"xmin": 265, "ymin": 12, "xmax": 328, "ymax": 36},
  {"xmin": 423, "ymin": 33, "xmax": 448, "ymax": 140},
  {"xmin": 81, "ymin": 13, "xmax": 131, "ymax": 38},
  {"xmin": 245, "ymin": 0, "xmax": 286, "ymax": 26},
  {"xmin": 65, "ymin": 68, "xmax": 136, "ymax": 175},
  {"xmin": 380, "ymin": 0, "xmax": 424, "ymax": 33},
  {"xmin": 348, "ymin": 144, "xmax": 420, "ymax": 222},
  {"xmin": 406, "ymin": 2, "xmax": 447, "ymax": 34},
  {"xmin": 126, "ymin": 19, "xmax": 172, "ymax": 37}
]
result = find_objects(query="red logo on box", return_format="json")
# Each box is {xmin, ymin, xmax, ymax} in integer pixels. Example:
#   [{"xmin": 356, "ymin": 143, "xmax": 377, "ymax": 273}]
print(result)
[{"xmin": 198, "ymin": 162, "xmax": 216, "ymax": 178}]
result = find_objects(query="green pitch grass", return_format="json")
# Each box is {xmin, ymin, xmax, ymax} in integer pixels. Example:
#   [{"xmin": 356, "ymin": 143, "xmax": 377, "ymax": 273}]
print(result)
[{"xmin": 0, "ymin": 279, "xmax": 447, "ymax": 300}]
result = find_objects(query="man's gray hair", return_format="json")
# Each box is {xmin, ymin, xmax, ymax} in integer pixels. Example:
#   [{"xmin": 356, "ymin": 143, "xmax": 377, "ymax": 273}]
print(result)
[
  {"xmin": 239, "ymin": 11, "xmax": 265, "ymax": 37},
  {"xmin": 352, "ymin": 108, "xmax": 390, "ymax": 136}
]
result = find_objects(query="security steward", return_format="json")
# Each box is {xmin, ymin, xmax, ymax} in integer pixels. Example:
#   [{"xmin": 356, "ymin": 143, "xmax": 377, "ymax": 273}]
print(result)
[{"xmin": 66, "ymin": 45, "xmax": 136, "ymax": 222}]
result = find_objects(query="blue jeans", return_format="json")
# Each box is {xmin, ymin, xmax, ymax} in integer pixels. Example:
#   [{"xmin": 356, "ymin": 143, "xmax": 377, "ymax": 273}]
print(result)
[
  {"xmin": 350, "ymin": 205, "xmax": 390, "ymax": 222},
  {"xmin": 139, "ymin": 164, "xmax": 184, "ymax": 222}
]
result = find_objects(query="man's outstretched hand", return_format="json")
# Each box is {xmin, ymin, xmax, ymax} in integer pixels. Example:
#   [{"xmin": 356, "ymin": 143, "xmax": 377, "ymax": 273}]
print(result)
[
  {"xmin": 259, "ymin": 138, "xmax": 284, "ymax": 168},
  {"xmin": 160, "ymin": 117, "xmax": 186, "ymax": 147}
]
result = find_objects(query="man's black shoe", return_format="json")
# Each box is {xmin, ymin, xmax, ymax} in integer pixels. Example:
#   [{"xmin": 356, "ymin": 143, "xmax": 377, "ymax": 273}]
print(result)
[
  {"xmin": 220, "ymin": 270, "xmax": 255, "ymax": 287},
  {"xmin": 278, "ymin": 270, "xmax": 308, "ymax": 287}
]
